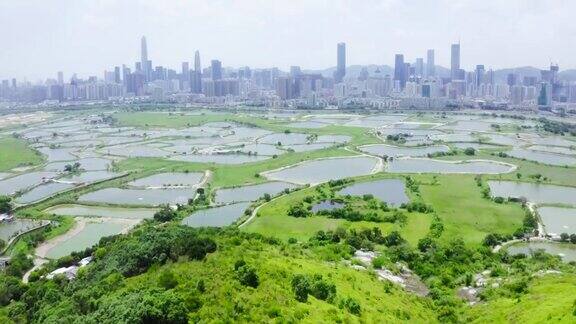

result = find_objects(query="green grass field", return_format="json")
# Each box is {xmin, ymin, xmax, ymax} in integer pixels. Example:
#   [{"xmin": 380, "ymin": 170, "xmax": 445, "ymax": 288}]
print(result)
[
  {"xmin": 0, "ymin": 137, "xmax": 43, "ymax": 171},
  {"xmin": 244, "ymin": 179, "xmax": 432, "ymax": 245},
  {"xmin": 416, "ymin": 174, "xmax": 525, "ymax": 245},
  {"xmin": 245, "ymin": 173, "xmax": 524, "ymax": 246}
]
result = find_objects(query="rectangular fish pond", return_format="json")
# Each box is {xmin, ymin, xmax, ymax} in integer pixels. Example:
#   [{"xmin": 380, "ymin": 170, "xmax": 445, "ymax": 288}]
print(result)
[
  {"xmin": 337, "ymin": 179, "xmax": 409, "ymax": 207},
  {"xmin": 182, "ymin": 202, "xmax": 252, "ymax": 228},
  {"xmin": 45, "ymin": 204, "xmax": 157, "ymax": 219},
  {"xmin": 264, "ymin": 156, "xmax": 380, "ymax": 185}
]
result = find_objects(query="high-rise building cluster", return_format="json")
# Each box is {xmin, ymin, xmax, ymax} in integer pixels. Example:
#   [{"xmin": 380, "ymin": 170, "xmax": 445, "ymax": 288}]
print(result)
[{"xmin": 1, "ymin": 37, "xmax": 574, "ymax": 110}]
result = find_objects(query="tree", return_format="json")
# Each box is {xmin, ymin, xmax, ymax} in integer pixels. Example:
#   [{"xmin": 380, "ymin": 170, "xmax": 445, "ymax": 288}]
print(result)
[
  {"xmin": 287, "ymin": 204, "xmax": 310, "ymax": 218},
  {"xmin": 310, "ymin": 275, "xmax": 336, "ymax": 301},
  {"xmin": 483, "ymin": 233, "xmax": 503, "ymax": 247},
  {"xmin": 196, "ymin": 279, "xmax": 206, "ymax": 293},
  {"xmin": 417, "ymin": 236, "xmax": 436, "ymax": 253},
  {"xmin": 234, "ymin": 259, "xmax": 246, "ymax": 271},
  {"xmin": 0, "ymin": 275, "xmax": 27, "ymax": 306},
  {"xmin": 464, "ymin": 147, "xmax": 476, "ymax": 156},
  {"xmin": 153, "ymin": 205, "xmax": 177, "ymax": 222},
  {"xmin": 0, "ymin": 196, "xmax": 12, "ymax": 214},
  {"xmin": 493, "ymin": 196, "xmax": 505, "ymax": 204},
  {"xmin": 291, "ymin": 274, "xmax": 310, "ymax": 302},
  {"xmin": 570, "ymin": 234, "xmax": 576, "ymax": 244},
  {"xmin": 158, "ymin": 269, "xmax": 178, "ymax": 289},
  {"xmin": 383, "ymin": 231, "xmax": 405, "ymax": 247},
  {"xmin": 340, "ymin": 297, "xmax": 361, "ymax": 315},
  {"xmin": 560, "ymin": 233, "xmax": 570, "ymax": 242},
  {"xmin": 236, "ymin": 265, "xmax": 259, "ymax": 288},
  {"xmin": 64, "ymin": 162, "xmax": 81, "ymax": 172},
  {"xmin": 85, "ymin": 289, "xmax": 189, "ymax": 323}
]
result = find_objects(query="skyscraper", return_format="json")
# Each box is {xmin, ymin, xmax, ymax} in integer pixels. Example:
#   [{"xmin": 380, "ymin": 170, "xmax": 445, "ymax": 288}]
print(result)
[
  {"xmin": 211, "ymin": 60, "xmax": 222, "ymax": 80},
  {"xmin": 191, "ymin": 51, "xmax": 202, "ymax": 93},
  {"xmin": 114, "ymin": 66, "xmax": 121, "ymax": 84},
  {"xmin": 276, "ymin": 76, "xmax": 294, "ymax": 100},
  {"xmin": 140, "ymin": 36, "xmax": 152, "ymax": 81},
  {"xmin": 194, "ymin": 51, "xmax": 201, "ymax": 73},
  {"xmin": 450, "ymin": 43, "xmax": 460, "ymax": 80},
  {"xmin": 475, "ymin": 65, "xmax": 485, "ymax": 88},
  {"xmin": 415, "ymin": 58, "xmax": 424, "ymax": 77},
  {"xmin": 57, "ymin": 71, "xmax": 64, "ymax": 85},
  {"xmin": 426, "ymin": 49, "xmax": 435, "ymax": 77},
  {"xmin": 334, "ymin": 43, "xmax": 346, "ymax": 83},
  {"xmin": 182, "ymin": 62, "xmax": 189, "ymax": 76},
  {"xmin": 394, "ymin": 54, "xmax": 405, "ymax": 89},
  {"xmin": 141, "ymin": 36, "xmax": 148, "ymax": 69}
]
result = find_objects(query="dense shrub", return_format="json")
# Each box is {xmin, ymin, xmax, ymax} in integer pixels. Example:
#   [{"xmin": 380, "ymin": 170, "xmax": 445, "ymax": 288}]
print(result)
[
  {"xmin": 291, "ymin": 274, "xmax": 336, "ymax": 303},
  {"xmin": 287, "ymin": 204, "xmax": 310, "ymax": 218},
  {"xmin": 153, "ymin": 205, "xmax": 177, "ymax": 222}
]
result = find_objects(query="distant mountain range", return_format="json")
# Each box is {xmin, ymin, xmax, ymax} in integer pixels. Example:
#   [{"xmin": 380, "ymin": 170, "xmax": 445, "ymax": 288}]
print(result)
[{"xmin": 302, "ymin": 65, "xmax": 576, "ymax": 83}]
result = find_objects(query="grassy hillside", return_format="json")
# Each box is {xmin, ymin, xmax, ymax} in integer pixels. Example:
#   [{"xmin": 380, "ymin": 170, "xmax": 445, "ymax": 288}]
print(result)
[
  {"xmin": 0, "ymin": 225, "xmax": 441, "ymax": 323},
  {"xmin": 123, "ymin": 231, "xmax": 438, "ymax": 322},
  {"xmin": 465, "ymin": 274, "xmax": 576, "ymax": 323}
]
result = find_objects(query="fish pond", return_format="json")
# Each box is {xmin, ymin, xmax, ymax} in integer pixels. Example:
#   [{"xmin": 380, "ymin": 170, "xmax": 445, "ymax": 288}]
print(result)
[
  {"xmin": 537, "ymin": 206, "xmax": 576, "ymax": 236},
  {"xmin": 387, "ymin": 159, "xmax": 514, "ymax": 174},
  {"xmin": 45, "ymin": 204, "xmax": 157, "ymax": 219},
  {"xmin": 78, "ymin": 187, "xmax": 197, "ymax": 206},
  {"xmin": 338, "ymin": 179, "xmax": 409, "ymax": 206},
  {"xmin": 182, "ymin": 202, "xmax": 251, "ymax": 228},
  {"xmin": 45, "ymin": 221, "xmax": 130, "ymax": 259},
  {"xmin": 264, "ymin": 156, "xmax": 379, "ymax": 185},
  {"xmin": 488, "ymin": 181, "xmax": 576, "ymax": 206},
  {"xmin": 506, "ymin": 241, "xmax": 576, "ymax": 263}
]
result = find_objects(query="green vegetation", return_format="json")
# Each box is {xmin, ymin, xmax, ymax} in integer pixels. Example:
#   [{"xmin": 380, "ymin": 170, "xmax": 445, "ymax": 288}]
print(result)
[
  {"xmin": 0, "ymin": 225, "xmax": 443, "ymax": 323},
  {"xmin": 0, "ymin": 196, "xmax": 12, "ymax": 214},
  {"xmin": 3, "ymin": 110, "xmax": 576, "ymax": 322},
  {"xmin": 153, "ymin": 204, "xmax": 178, "ymax": 222},
  {"xmin": 0, "ymin": 137, "xmax": 43, "ymax": 171},
  {"xmin": 465, "ymin": 274, "xmax": 576, "ymax": 323},
  {"xmin": 538, "ymin": 117, "xmax": 576, "ymax": 136},
  {"xmin": 244, "ymin": 177, "xmax": 431, "ymax": 245},
  {"xmin": 245, "ymin": 174, "xmax": 524, "ymax": 246},
  {"xmin": 417, "ymin": 175, "xmax": 525, "ymax": 245}
]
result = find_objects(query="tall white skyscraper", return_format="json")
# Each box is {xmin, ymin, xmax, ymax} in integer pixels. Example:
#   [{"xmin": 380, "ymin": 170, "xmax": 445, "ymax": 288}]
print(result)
[
  {"xmin": 141, "ymin": 36, "xmax": 148, "ymax": 68},
  {"xmin": 426, "ymin": 49, "xmax": 435, "ymax": 77},
  {"xmin": 334, "ymin": 42, "xmax": 346, "ymax": 83},
  {"xmin": 451, "ymin": 43, "xmax": 460, "ymax": 80},
  {"xmin": 140, "ymin": 36, "xmax": 151, "ymax": 81}
]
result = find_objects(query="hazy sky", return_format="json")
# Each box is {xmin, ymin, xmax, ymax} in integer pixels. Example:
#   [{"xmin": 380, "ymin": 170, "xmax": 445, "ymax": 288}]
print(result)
[{"xmin": 2, "ymin": 0, "xmax": 575, "ymax": 81}]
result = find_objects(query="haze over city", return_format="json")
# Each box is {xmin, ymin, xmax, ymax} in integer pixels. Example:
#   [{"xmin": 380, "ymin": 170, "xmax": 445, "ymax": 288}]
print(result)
[{"xmin": 2, "ymin": 0, "xmax": 576, "ymax": 80}]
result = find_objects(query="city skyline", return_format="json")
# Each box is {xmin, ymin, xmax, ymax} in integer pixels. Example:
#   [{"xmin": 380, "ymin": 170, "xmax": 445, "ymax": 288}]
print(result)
[{"xmin": 2, "ymin": 0, "xmax": 576, "ymax": 80}]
